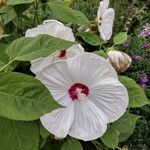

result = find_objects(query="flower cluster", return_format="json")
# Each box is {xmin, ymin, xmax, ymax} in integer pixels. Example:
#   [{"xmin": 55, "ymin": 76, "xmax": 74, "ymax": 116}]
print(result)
[
  {"xmin": 140, "ymin": 23, "xmax": 150, "ymax": 37},
  {"xmin": 25, "ymin": 0, "xmax": 129, "ymax": 141}
]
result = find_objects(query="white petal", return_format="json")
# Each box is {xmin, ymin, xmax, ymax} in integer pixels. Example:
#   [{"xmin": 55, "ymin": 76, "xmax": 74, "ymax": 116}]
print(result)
[
  {"xmin": 40, "ymin": 104, "xmax": 74, "ymax": 138},
  {"xmin": 97, "ymin": 0, "xmax": 110, "ymax": 18},
  {"xmin": 36, "ymin": 60, "xmax": 74, "ymax": 106},
  {"xmin": 66, "ymin": 44, "xmax": 84, "ymax": 57},
  {"xmin": 25, "ymin": 25, "xmax": 47, "ymax": 37},
  {"xmin": 66, "ymin": 52, "xmax": 117, "ymax": 88},
  {"xmin": 25, "ymin": 19, "xmax": 75, "ymax": 41},
  {"xmin": 99, "ymin": 8, "xmax": 115, "ymax": 41},
  {"xmin": 69, "ymin": 100, "xmax": 108, "ymax": 141},
  {"xmin": 90, "ymin": 81, "xmax": 128, "ymax": 123},
  {"xmin": 30, "ymin": 55, "xmax": 54, "ymax": 75},
  {"xmin": 30, "ymin": 44, "xmax": 84, "ymax": 75}
]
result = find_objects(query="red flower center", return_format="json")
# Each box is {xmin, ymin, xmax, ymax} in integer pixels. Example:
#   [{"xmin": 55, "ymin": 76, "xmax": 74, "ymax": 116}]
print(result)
[
  {"xmin": 68, "ymin": 83, "xmax": 89, "ymax": 101},
  {"xmin": 59, "ymin": 50, "xmax": 67, "ymax": 58}
]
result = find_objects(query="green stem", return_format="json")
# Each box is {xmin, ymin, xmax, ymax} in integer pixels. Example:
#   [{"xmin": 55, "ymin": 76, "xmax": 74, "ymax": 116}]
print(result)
[
  {"xmin": 92, "ymin": 140, "xmax": 104, "ymax": 150},
  {"xmin": 0, "ymin": 59, "xmax": 14, "ymax": 72},
  {"xmin": 33, "ymin": 0, "xmax": 39, "ymax": 26},
  {"xmin": 116, "ymin": 146, "xmax": 122, "ymax": 150}
]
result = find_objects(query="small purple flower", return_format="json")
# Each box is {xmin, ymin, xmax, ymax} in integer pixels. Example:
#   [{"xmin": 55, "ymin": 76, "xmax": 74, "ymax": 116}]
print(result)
[
  {"xmin": 142, "ymin": 42, "xmax": 149, "ymax": 49},
  {"xmin": 131, "ymin": 54, "xmax": 143, "ymax": 61},
  {"xmin": 139, "ymin": 74, "xmax": 149, "ymax": 90},
  {"xmin": 140, "ymin": 23, "xmax": 150, "ymax": 37}
]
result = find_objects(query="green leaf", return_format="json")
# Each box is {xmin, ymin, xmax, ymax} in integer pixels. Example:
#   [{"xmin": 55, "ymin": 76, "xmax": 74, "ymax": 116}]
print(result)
[
  {"xmin": 95, "ymin": 50, "xmax": 108, "ymax": 59},
  {"xmin": 0, "ymin": 6, "xmax": 17, "ymax": 25},
  {"xmin": 61, "ymin": 138, "xmax": 83, "ymax": 150},
  {"xmin": 0, "ymin": 6, "xmax": 11, "ymax": 14},
  {"xmin": 0, "ymin": 44, "xmax": 9, "ymax": 68},
  {"xmin": 7, "ymin": 0, "xmax": 35, "ymax": 5},
  {"xmin": 78, "ymin": 32, "xmax": 102, "ymax": 46},
  {"xmin": 0, "ymin": 117, "xmax": 39, "ymax": 150},
  {"xmin": 112, "ymin": 112, "xmax": 141, "ymax": 142},
  {"xmin": 113, "ymin": 32, "xmax": 127, "ymax": 45},
  {"xmin": 101, "ymin": 125, "xmax": 120, "ymax": 148},
  {"xmin": 0, "ymin": 72, "xmax": 62, "ymax": 121},
  {"xmin": 6, "ymin": 35, "xmax": 75, "ymax": 61},
  {"xmin": 119, "ymin": 76, "xmax": 150, "ymax": 108},
  {"xmin": 40, "ymin": 122, "xmax": 50, "ymax": 139},
  {"xmin": 43, "ymin": 139, "xmax": 62, "ymax": 150},
  {"xmin": 48, "ymin": 2, "xmax": 90, "ymax": 26}
]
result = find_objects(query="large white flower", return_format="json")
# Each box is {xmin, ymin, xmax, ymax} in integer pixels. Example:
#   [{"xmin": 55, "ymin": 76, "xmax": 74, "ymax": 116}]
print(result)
[
  {"xmin": 97, "ymin": 0, "xmax": 115, "ymax": 41},
  {"xmin": 25, "ymin": 19, "xmax": 84, "ymax": 75},
  {"xmin": 37, "ymin": 52, "xmax": 128, "ymax": 141}
]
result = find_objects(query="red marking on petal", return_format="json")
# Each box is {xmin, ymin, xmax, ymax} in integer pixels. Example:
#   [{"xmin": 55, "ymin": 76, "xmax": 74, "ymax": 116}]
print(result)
[
  {"xmin": 68, "ymin": 83, "xmax": 89, "ymax": 101},
  {"xmin": 59, "ymin": 50, "xmax": 67, "ymax": 58}
]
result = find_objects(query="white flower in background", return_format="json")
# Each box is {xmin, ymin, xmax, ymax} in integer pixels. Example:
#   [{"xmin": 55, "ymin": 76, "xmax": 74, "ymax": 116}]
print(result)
[
  {"xmin": 25, "ymin": 19, "xmax": 84, "ymax": 75},
  {"xmin": 97, "ymin": 0, "xmax": 115, "ymax": 41},
  {"xmin": 37, "ymin": 52, "xmax": 128, "ymax": 141},
  {"xmin": 107, "ymin": 50, "xmax": 132, "ymax": 72}
]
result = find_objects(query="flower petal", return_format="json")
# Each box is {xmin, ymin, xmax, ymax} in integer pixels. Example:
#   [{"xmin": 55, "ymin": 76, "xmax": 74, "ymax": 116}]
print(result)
[
  {"xmin": 31, "ymin": 44, "xmax": 84, "ymax": 75},
  {"xmin": 97, "ymin": 0, "xmax": 110, "ymax": 18},
  {"xmin": 30, "ymin": 56, "xmax": 54, "ymax": 75},
  {"xmin": 36, "ymin": 60, "xmax": 74, "ymax": 106},
  {"xmin": 90, "ymin": 81, "xmax": 128, "ymax": 122},
  {"xmin": 68, "ymin": 100, "xmax": 108, "ymax": 141},
  {"xmin": 66, "ymin": 52, "xmax": 117, "ymax": 88},
  {"xmin": 66, "ymin": 44, "xmax": 84, "ymax": 57},
  {"xmin": 99, "ymin": 8, "xmax": 115, "ymax": 41},
  {"xmin": 26, "ymin": 19, "xmax": 75, "ymax": 41},
  {"xmin": 40, "ymin": 104, "xmax": 74, "ymax": 138}
]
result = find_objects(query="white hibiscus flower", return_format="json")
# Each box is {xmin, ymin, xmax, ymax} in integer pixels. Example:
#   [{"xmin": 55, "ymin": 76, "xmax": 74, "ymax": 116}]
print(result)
[
  {"xmin": 97, "ymin": 0, "xmax": 115, "ymax": 41},
  {"xmin": 25, "ymin": 19, "xmax": 84, "ymax": 75},
  {"xmin": 37, "ymin": 52, "xmax": 128, "ymax": 141}
]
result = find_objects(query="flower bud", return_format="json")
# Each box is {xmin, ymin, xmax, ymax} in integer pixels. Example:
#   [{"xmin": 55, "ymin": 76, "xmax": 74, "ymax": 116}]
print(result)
[{"xmin": 107, "ymin": 50, "xmax": 132, "ymax": 72}]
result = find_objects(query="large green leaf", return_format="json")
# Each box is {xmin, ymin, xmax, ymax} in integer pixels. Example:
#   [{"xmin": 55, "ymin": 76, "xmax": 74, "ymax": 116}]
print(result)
[
  {"xmin": 0, "ymin": 6, "xmax": 16, "ymax": 25},
  {"xmin": 78, "ymin": 32, "xmax": 102, "ymax": 46},
  {"xmin": 48, "ymin": 2, "xmax": 90, "ymax": 26},
  {"xmin": 61, "ymin": 139, "xmax": 83, "ymax": 150},
  {"xmin": 113, "ymin": 32, "xmax": 127, "ymax": 45},
  {"xmin": 119, "ymin": 76, "xmax": 150, "ymax": 108},
  {"xmin": 101, "ymin": 125, "xmax": 120, "ymax": 148},
  {"xmin": 0, "ymin": 117, "xmax": 39, "ymax": 150},
  {"xmin": 112, "ymin": 112, "xmax": 141, "ymax": 142},
  {"xmin": 0, "ymin": 72, "xmax": 61, "ymax": 120},
  {"xmin": 7, "ymin": 0, "xmax": 35, "ymax": 5},
  {"xmin": 6, "ymin": 35, "xmax": 75, "ymax": 61}
]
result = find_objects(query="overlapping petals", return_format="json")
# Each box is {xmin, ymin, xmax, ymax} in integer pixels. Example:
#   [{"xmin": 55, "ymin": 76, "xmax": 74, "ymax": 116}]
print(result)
[
  {"xmin": 37, "ymin": 52, "xmax": 128, "ymax": 141},
  {"xmin": 25, "ymin": 19, "xmax": 84, "ymax": 75}
]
